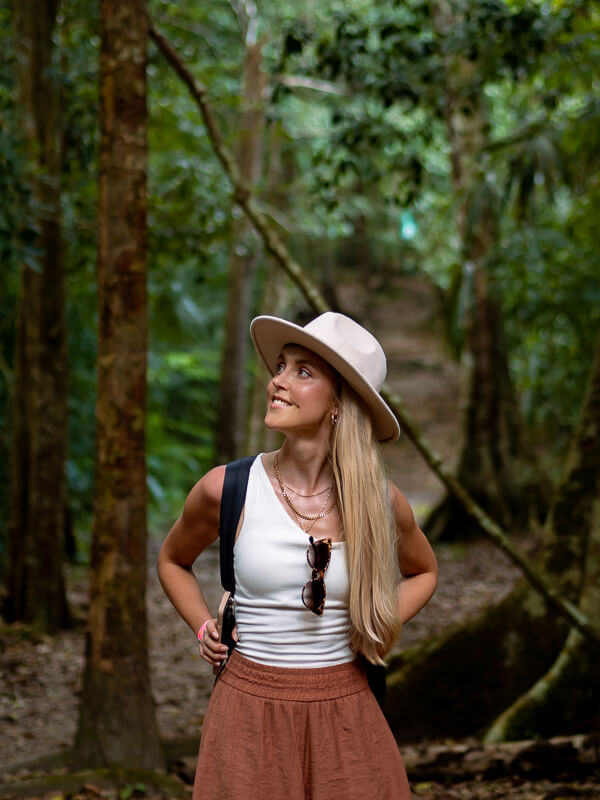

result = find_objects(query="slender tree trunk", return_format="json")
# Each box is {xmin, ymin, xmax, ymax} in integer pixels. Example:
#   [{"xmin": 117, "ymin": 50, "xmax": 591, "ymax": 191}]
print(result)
[
  {"xmin": 484, "ymin": 337, "xmax": 600, "ymax": 742},
  {"xmin": 72, "ymin": 0, "xmax": 163, "ymax": 769},
  {"xmin": 215, "ymin": 38, "xmax": 266, "ymax": 463},
  {"xmin": 245, "ymin": 119, "xmax": 294, "ymax": 456},
  {"xmin": 246, "ymin": 272, "xmax": 288, "ymax": 456},
  {"xmin": 425, "ymin": 0, "xmax": 549, "ymax": 540},
  {"xmin": 6, "ymin": 0, "xmax": 70, "ymax": 632}
]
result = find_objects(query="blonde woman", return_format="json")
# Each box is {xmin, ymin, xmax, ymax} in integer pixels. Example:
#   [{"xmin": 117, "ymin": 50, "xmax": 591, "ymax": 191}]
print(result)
[{"xmin": 158, "ymin": 312, "xmax": 438, "ymax": 800}]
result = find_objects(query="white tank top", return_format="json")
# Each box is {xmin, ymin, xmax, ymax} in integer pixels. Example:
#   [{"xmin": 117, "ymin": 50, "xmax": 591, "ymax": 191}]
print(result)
[{"xmin": 233, "ymin": 455, "xmax": 354, "ymax": 667}]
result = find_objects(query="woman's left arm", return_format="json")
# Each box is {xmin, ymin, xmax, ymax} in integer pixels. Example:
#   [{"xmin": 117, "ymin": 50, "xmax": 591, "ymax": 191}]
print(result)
[{"xmin": 389, "ymin": 482, "xmax": 438, "ymax": 625}]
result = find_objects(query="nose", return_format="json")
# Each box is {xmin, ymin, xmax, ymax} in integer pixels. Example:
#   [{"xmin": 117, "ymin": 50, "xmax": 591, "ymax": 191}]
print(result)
[
  {"xmin": 272, "ymin": 373, "xmax": 288, "ymax": 390},
  {"xmin": 271, "ymin": 368, "xmax": 290, "ymax": 391}
]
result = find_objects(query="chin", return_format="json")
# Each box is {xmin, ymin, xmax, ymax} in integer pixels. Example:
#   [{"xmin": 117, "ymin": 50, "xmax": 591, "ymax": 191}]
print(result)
[{"xmin": 264, "ymin": 414, "xmax": 283, "ymax": 432}]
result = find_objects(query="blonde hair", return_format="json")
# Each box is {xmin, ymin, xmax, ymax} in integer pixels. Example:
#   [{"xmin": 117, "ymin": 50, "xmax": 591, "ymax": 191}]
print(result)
[{"xmin": 330, "ymin": 382, "xmax": 401, "ymax": 664}]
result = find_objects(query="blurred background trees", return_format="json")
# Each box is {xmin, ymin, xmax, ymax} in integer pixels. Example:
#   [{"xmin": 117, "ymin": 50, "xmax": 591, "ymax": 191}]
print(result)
[
  {"xmin": 0, "ymin": 0, "xmax": 599, "ymax": 764},
  {"xmin": 2, "ymin": 0, "xmax": 597, "ymax": 545},
  {"xmin": 4, "ymin": 0, "xmax": 70, "ymax": 633}
]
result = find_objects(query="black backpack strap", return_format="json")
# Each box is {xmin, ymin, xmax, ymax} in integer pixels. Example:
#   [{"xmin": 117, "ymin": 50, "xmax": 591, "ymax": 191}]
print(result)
[
  {"xmin": 365, "ymin": 661, "xmax": 387, "ymax": 710},
  {"xmin": 219, "ymin": 456, "xmax": 257, "ymax": 593}
]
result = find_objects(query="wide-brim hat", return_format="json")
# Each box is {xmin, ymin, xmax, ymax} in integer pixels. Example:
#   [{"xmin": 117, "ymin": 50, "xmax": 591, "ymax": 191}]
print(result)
[{"xmin": 250, "ymin": 311, "xmax": 400, "ymax": 443}]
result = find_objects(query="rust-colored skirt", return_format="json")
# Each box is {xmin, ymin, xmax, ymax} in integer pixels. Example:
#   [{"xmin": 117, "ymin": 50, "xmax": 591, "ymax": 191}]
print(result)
[{"xmin": 193, "ymin": 650, "xmax": 411, "ymax": 800}]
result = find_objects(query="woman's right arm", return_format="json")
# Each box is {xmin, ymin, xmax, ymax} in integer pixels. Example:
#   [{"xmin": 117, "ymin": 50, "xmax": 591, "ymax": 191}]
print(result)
[{"xmin": 157, "ymin": 465, "xmax": 227, "ymax": 668}]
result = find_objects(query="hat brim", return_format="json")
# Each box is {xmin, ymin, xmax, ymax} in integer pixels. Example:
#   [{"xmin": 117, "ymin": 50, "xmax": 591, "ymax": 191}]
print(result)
[{"xmin": 250, "ymin": 315, "xmax": 400, "ymax": 443}]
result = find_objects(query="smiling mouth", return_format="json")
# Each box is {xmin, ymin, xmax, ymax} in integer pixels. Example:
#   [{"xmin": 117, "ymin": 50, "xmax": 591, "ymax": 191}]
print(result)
[{"xmin": 271, "ymin": 396, "xmax": 292, "ymax": 407}]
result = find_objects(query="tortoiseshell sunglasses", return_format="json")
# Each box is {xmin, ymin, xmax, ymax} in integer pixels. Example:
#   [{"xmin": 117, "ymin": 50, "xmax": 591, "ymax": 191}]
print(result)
[{"xmin": 302, "ymin": 536, "xmax": 332, "ymax": 616}]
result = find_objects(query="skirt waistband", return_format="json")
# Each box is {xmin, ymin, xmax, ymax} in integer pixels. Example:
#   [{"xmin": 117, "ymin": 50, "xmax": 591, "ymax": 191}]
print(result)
[{"xmin": 218, "ymin": 649, "xmax": 369, "ymax": 702}]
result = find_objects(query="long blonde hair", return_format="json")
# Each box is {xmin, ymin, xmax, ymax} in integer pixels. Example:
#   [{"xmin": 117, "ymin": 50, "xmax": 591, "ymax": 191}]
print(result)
[{"xmin": 330, "ymin": 382, "xmax": 401, "ymax": 664}]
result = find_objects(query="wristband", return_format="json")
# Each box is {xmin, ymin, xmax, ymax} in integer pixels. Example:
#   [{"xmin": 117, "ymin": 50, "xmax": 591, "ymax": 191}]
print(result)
[{"xmin": 197, "ymin": 620, "xmax": 210, "ymax": 642}]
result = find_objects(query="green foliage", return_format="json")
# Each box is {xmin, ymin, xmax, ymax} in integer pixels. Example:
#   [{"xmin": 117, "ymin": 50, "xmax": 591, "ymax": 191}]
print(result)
[
  {"xmin": 2, "ymin": 0, "xmax": 599, "ymax": 555},
  {"xmin": 119, "ymin": 782, "xmax": 147, "ymax": 799},
  {"xmin": 1, "ymin": 0, "xmax": 243, "ymax": 551},
  {"xmin": 145, "ymin": 0, "xmax": 246, "ymax": 529},
  {"xmin": 0, "ymin": 2, "xmax": 35, "ymax": 557},
  {"xmin": 498, "ymin": 202, "xmax": 600, "ymax": 432},
  {"xmin": 147, "ymin": 271, "xmax": 226, "ymax": 527},
  {"xmin": 277, "ymin": 0, "xmax": 600, "ymax": 441},
  {"xmin": 59, "ymin": 0, "xmax": 101, "ymax": 545}
]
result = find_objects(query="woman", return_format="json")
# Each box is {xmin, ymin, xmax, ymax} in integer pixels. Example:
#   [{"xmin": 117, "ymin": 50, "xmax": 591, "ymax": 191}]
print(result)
[{"xmin": 158, "ymin": 311, "xmax": 438, "ymax": 800}]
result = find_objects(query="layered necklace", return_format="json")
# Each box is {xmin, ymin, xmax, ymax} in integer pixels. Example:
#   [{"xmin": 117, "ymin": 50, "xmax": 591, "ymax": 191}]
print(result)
[{"xmin": 273, "ymin": 451, "xmax": 337, "ymax": 535}]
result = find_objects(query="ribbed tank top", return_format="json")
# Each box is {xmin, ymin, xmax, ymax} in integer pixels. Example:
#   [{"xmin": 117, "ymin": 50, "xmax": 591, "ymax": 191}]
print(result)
[{"xmin": 233, "ymin": 455, "xmax": 354, "ymax": 667}]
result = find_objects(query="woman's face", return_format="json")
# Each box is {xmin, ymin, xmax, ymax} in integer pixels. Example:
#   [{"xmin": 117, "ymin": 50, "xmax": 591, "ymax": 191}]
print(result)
[{"xmin": 264, "ymin": 345, "xmax": 338, "ymax": 437}]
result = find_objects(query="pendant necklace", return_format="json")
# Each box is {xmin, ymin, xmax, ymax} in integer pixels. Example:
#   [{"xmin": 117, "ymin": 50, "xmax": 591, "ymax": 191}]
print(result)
[{"xmin": 273, "ymin": 451, "xmax": 336, "ymax": 534}]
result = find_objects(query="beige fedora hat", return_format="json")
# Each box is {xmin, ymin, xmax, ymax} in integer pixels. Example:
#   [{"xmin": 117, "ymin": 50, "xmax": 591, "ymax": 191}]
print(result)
[{"xmin": 250, "ymin": 312, "xmax": 400, "ymax": 443}]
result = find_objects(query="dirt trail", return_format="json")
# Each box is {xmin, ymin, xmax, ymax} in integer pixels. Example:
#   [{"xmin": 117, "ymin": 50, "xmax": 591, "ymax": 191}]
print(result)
[
  {"xmin": 374, "ymin": 275, "xmax": 461, "ymax": 511},
  {"xmin": 341, "ymin": 273, "xmax": 462, "ymax": 517}
]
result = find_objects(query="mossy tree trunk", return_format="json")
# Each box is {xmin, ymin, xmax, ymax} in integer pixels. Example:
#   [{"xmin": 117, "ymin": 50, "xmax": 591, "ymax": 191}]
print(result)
[
  {"xmin": 386, "ymin": 338, "xmax": 600, "ymax": 742},
  {"xmin": 5, "ymin": 0, "xmax": 70, "ymax": 632},
  {"xmin": 484, "ymin": 337, "xmax": 600, "ymax": 742},
  {"xmin": 425, "ymin": 0, "xmax": 549, "ymax": 540},
  {"xmin": 215, "ymin": 31, "xmax": 266, "ymax": 463},
  {"xmin": 386, "ymin": 582, "xmax": 571, "ymax": 742},
  {"xmin": 72, "ymin": 0, "xmax": 163, "ymax": 769}
]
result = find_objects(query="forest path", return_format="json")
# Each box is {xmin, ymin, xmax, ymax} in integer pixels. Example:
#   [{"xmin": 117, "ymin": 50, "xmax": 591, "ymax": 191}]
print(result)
[{"xmin": 339, "ymin": 272, "xmax": 462, "ymax": 517}]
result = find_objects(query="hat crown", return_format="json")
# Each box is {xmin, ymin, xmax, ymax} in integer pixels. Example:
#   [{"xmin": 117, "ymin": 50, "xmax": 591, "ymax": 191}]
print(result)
[{"xmin": 304, "ymin": 312, "xmax": 387, "ymax": 390}]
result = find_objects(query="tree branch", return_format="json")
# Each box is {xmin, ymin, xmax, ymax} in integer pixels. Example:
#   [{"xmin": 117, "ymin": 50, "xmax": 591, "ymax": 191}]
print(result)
[
  {"xmin": 149, "ymin": 23, "xmax": 600, "ymax": 650},
  {"xmin": 277, "ymin": 74, "xmax": 349, "ymax": 96},
  {"xmin": 149, "ymin": 24, "xmax": 329, "ymax": 315}
]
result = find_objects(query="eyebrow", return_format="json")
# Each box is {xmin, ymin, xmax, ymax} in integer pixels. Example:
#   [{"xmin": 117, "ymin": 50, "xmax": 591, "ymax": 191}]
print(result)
[{"xmin": 276, "ymin": 351, "xmax": 318, "ymax": 368}]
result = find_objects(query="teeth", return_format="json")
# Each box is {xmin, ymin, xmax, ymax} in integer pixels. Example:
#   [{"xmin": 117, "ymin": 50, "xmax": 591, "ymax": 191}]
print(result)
[{"xmin": 272, "ymin": 398, "xmax": 291, "ymax": 407}]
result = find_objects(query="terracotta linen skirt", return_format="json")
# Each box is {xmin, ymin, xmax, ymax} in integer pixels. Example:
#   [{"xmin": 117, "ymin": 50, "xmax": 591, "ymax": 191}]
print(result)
[{"xmin": 193, "ymin": 650, "xmax": 411, "ymax": 800}]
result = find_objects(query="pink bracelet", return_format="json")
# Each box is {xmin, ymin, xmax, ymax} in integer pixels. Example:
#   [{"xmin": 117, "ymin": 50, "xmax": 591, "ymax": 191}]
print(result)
[{"xmin": 197, "ymin": 620, "xmax": 210, "ymax": 642}]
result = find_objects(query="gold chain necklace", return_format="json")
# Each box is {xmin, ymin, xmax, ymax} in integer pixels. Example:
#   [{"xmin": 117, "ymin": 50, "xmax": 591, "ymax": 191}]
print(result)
[
  {"xmin": 273, "ymin": 452, "xmax": 337, "ymax": 522},
  {"xmin": 284, "ymin": 481, "xmax": 331, "ymax": 498},
  {"xmin": 295, "ymin": 511, "xmax": 325, "ymax": 536}
]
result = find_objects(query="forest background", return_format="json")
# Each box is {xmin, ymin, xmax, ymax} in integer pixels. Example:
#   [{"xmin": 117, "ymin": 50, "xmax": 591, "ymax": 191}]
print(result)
[{"xmin": 1, "ymin": 0, "xmax": 600, "ymax": 798}]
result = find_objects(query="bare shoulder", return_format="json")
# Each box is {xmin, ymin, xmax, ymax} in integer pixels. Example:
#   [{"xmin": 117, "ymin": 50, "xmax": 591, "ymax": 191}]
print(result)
[
  {"xmin": 182, "ymin": 465, "xmax": 226, "ymax": 529},
  {"xmin": 159, "ymin": 466, "xmax": 226, "ymax": 567}
]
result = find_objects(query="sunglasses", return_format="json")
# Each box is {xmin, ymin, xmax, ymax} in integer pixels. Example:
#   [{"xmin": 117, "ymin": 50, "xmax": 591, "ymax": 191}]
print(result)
[{"xmin": 302, "ymin": 536, "xmax": 332, "ymax": 616}]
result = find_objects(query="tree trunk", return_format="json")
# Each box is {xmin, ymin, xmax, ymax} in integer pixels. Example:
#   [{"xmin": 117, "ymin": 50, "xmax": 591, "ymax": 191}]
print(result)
[
  {"xmin": 245, "ymin": 119, "xmax": 295, "ymax": 456},
  {"xmin": 72, "ymin": 0, "xmax": 163, "ymax": 769},
  {"xmin": 5, "ymin": 0, "xmax": 70, "ymax": 632},
  {"xmin": 425, "ymin": 0, "xmax": 549, "ymax": 540},
  {"xmin": 386, "ymin": 338, "xmax": 599, "ymax": 742},
  {"xmin": 484, "ymin": 337, "xmax": 600, "ymax": 742},
  {"xmin": 246, "ymin": 270, "xmax": 288, "ymax": 456},
  {"xmin": 215, "ymin": 38, "xmax": 266, "ymax": 463}
]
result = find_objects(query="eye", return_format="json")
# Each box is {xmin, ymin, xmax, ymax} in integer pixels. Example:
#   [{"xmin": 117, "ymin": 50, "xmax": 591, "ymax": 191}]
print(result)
[
  {"xmin": 298, "ymin": 366, "xmax": 311, "ymax": 377},
  {"xmin": 275, "ymin": 361, "xmax": 285, "ymax": 373}
]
